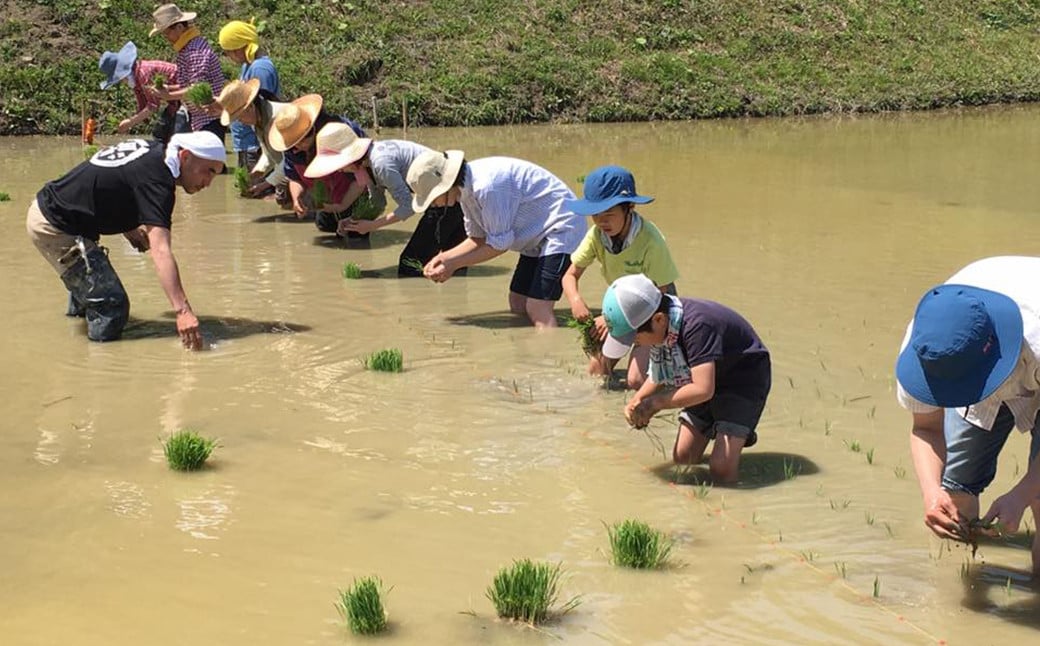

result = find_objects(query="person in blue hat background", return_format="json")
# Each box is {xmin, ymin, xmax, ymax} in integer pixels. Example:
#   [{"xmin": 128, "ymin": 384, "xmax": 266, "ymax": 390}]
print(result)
[
  {"xmin": 895, "ymin": 256, "xmax": 1040, "ymax": 575},
  {"xmin": 561, "ymin": 165, "xmax": 679, "ymax": 389},
  {"xmin": 604, "ymin": 273, "xmax": 770, "ymax": 483},
  {"xmin": 99, "ymin": 41, "xmax": 180, "ymax": 138}
]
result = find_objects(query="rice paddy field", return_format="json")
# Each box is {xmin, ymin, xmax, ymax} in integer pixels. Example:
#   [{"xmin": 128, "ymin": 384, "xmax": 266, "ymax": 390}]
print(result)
[{"xmin": 1, "ymin": 107, "xmax": 1039, "ymax": 644}]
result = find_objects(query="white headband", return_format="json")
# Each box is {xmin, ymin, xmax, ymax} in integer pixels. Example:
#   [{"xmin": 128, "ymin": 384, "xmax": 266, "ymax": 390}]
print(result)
[{"xmin": 165, "ymin": 131, "xmax": 226, "ymax": 177}]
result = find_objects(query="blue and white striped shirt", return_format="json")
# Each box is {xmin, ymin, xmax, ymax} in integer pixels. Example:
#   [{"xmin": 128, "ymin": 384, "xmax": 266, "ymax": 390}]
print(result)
[
  {"xmin": 369, "ymin": 140, "xmax": 432, "ymax": 220},
  {"xmin": 459, "ymin": 157, "xmax": 585, "ymax": 257}
]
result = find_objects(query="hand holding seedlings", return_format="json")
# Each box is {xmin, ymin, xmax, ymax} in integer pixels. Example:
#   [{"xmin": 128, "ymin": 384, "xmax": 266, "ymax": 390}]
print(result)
[
  {"xmin": 923, "ymin": 489, "xmax": 969, "ymax": 541},
  {"xmin": 625, "ymin": 397, "xmax": 656, "ymax": 429}
]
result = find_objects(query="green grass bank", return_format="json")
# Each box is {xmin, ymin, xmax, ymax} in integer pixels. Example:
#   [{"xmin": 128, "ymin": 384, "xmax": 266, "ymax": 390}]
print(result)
[{"xmin": 2, "ymin": 0, "xmax": 1040, "ymax": 135}]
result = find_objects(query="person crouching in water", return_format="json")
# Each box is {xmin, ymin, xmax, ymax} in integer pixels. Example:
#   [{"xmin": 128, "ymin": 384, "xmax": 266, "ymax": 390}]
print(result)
[
  {"xmin": 25, "ymin": 133, "xmax": 226, "ymax": 349},
  {"xmin": 605, "ymin": 273, "xmax": 771, "ymax": 482}
]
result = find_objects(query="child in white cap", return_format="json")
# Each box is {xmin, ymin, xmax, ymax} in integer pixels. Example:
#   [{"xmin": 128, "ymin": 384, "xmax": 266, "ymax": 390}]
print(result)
[{"xmin": 603, "ymin": 273, "xmax": 771, "ymax": 482}]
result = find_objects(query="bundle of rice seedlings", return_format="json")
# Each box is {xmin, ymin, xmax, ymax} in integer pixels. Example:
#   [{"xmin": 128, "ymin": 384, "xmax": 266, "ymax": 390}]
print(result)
[
  {"xmin": 310, "ymin": 180, "xmax": 328, "ymax": 209},
  {"xmin": 486, "ymin": 559, "xmax": 579, "ymax": 624},
  {"xmin": 162, "ymin": 429, "xmax": 217, "ymax": 471},
  {"xmin": 0, "ymin": 191, "xmax": 11, "ymax": 202},
  {"xmin": 351, "ymin": 191, "xmax": 382, "ymax": 221},
  {"xmin": 400, "ymin": 257, "xmax": 424, "ymax": 273},
  {"xmin": 336, "ymin": 577, "xmax": 388, "ymax": 635},
  {"xmin": 184, "ymin": 82, "xmax": 213, "ymax": 106},
  {"xmin": 565, "ymin": 317, "xmax": 601, "ymax": 357},
  {"xmin": 153, "ymin": 74, "xmax": 166, "ymax": 90},
  {"xmin": 82, "ymin": 144, "xmax": 99, "ymax": 160},
  {"xmin": 364, "ymin": 348, "xmax": 403, "ymax": 372},
  {"xmin": 605, "ymin": 519, "xmax": 673, "ymax": 569},
  {"xmin": 342, "ymin": 262, "xmax": 362, "ymax": 279},
  {"xmin": 233, "ymin": 166, "xmax": 250, "ymax": 196}
]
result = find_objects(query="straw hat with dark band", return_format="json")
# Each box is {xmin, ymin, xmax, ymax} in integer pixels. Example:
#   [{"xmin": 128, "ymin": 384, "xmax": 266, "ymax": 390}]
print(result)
[
  {"xmin": 267, "ymin": 94, "xmax": 323, "ymax": 152},
  {"xmin": 217, "ymin": 78, "xmax": 261, "ymax": 126}
]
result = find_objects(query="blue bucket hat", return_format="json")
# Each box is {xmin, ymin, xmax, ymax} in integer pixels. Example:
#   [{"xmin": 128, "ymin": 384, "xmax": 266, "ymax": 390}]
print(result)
[
  {"xmin": 896, "ymin": 284, "xmax": 1023, "ymax": 407},
  {"xmin": 565, "ymin": 165, "xmax": 653, "ymax": 216},
  {"xmin": 99, "ymin": 41, "xmax": 138, "ymax": 90}
]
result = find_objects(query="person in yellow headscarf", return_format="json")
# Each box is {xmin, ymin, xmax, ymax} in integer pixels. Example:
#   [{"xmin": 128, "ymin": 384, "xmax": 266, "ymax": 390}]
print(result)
[{"xmin": 218, "ymin": 19, "xmax": 281, "ymax": 192}]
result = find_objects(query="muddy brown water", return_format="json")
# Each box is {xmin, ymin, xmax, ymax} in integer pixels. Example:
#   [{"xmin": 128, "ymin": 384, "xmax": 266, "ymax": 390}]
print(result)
[{"xmin": 2, "ymin": 107, "xmax": 1039, "ymax": 644}]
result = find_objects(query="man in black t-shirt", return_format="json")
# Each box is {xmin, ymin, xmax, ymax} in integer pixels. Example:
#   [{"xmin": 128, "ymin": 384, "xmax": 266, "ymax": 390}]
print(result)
[{"xmin": 26, "ymin": 133, "xmax": 225, "ymax": 348}]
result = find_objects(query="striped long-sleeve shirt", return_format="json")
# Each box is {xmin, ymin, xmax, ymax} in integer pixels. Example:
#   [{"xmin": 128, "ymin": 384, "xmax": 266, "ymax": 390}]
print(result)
[
  {"xmin": 131, "ymin": 60, "xmax": 178, "ymax": 112},
  {"xmin": 175, "ymin": 36, "xmax": 225, "ymax": 131},
  {"xmin": 458, "ymin": 157, "xmax": 586, "ymax": 257}
]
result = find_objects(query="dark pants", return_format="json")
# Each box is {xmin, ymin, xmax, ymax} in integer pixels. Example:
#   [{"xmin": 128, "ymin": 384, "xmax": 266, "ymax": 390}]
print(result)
[
  {"xmin": 60, "ymin": 244, "xmax": 129, "ymax": 342},
  {"xmin": 397, "ymin": 204, "xmax": 468, "ymax": 277}
]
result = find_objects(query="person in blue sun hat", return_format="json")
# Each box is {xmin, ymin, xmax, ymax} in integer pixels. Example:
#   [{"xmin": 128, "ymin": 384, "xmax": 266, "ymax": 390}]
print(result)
[
  {"xmin": 604, "ymin": 273, "xmax": 770, "ymax": 483},
  {"xmin": 99, "ymin": 41, "xmax": 180, "ymax": 138},
  {"xmin": 895, "ymin": 256, "xmax": 1040, "ymax": 575},
  {"xmin": 561, "ymin": 165, "xmax": 679, "ymax": 389}
]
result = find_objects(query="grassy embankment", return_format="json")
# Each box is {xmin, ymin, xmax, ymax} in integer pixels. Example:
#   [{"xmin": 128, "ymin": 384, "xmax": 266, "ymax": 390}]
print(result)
[{"xmin": 2, "ymin": 0, "xmax": 1040, "ymax": 135}]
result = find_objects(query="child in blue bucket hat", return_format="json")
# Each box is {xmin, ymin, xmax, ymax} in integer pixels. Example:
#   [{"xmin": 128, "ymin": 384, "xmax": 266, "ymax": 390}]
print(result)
[
  {"xmin": 602, "ymin": 273, "xmax": 770, "ymax": 482},
  {"xmin": 895, "ymin": 256, "xmax": 1040, "ymax": 575},
  {"xmin": 561, "ymin": 165, "xmax": 679, "ymax": 389}
]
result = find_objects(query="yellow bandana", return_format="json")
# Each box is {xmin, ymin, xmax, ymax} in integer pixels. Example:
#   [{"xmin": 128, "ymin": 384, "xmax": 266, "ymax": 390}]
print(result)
[
  {"xmin": 218, "ymin": 20, "xmax": 259, "ymax": 63},
  {"xmin": 172, "ymin": 25, "xmax": 201, "ymax": 52}
]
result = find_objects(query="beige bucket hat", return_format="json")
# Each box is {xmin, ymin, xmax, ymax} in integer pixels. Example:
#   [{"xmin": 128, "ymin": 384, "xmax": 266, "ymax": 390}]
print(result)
[
  {"xmin": 303, "ymin": 123, "xmax": 373, "ymax": 178},
  {"xmin": 267, "ymin": 94, "xmax": 324, "ymax": 152},
  {"xmin": 217, "ymin": 78, "xmax": 261, "ymax": 126},
  {"xmin": 406, "ymin": 150, "xmax": 465, "ymax": 212},
  {"xmin": 150, "ymin": 4, "xmax": 197, "ymax": 36}
]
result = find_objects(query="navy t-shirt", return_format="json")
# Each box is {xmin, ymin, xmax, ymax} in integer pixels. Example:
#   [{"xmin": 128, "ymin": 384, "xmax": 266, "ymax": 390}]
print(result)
[
  {"xmin": 678, "ymin": 297, "xmax": 771, "ymax": 399},
  {"xmin": 36, "ymin": 139, "xmax": 176, "ymax": 240}
]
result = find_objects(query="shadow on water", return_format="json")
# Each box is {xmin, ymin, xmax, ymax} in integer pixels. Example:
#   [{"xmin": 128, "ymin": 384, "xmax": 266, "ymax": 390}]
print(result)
[
  {"xmin": 961, "ymin": 563, "xmax": 1040, "ymax": 629},
  {"xmin": 311, "ymin": 230, "xmax": 413, "ymax": 250},
  {"xmin": 649, "ymin": 451, "xmax": 821, "ymax": 489},
  {"xmin": 118, "ymin": 314, "xmax": 311, "ymax": 342},
  {"xmin": 251, "ymin": 212, "xmax": 313, "ymax": 224},
  {"xmin": 446, "ymin": 309, "xmax": 536, "ymax": 329}
]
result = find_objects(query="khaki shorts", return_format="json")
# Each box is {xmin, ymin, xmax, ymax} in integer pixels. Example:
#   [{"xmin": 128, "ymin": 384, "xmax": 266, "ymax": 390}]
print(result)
[{"xmin": 25, "ymin": 199, "xmax": 96, "ymax": 275}]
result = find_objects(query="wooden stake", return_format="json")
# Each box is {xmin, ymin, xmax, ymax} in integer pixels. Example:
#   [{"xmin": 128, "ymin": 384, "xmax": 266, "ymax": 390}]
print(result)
[
  {"xmin": 402, "ymin": 98, "xmax": 408, "ymax": 139},
  {"xmin": 80, "ymin": 100, "xmax": 86, "ymax": 142},
  {"xmin": 371, "ymin": 96, "xmax": 379, "ymax": 133}
]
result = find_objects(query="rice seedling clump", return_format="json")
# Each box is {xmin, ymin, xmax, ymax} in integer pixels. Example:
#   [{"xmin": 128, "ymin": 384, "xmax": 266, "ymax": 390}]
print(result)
[
  {"xmin": 310, "ymin": 180, "xmax": 328, "ymax": 209},
  {"xmin": 606, "ymin": 519, "xmax": 673, "ymax": 569},
  {"xmin": 566, "ymin": 317, "xmax": 601, "ymax": 357},
  {"xmin": 336, "ymin": 576, "xmax": 388, "ymax": 635},
  {"xmin": 486, "ymin": 559, "xmax": 579, "ymax": 624},
  {"xmin": 162, "ymin": 429, "xmax": 217, "ymax": 471},
  {"xmin": 0, "ymin": 191, "xmax": 11, "ymax": 202},
  {"xmin": 364, "ymin": 348, "xmax": 403, "ymax": 372},
  {"xmin": 82, "ymin": 144, "xmax": 99, "ymax": 160},
  {"xmin": 351, "ymin": 191, "xmax": 383, "ymax": 221},
  {"xmin": 400, "ymin": 257, "xmax": 424, "ymax": 273},
  {"xmin": 184, "ymin": 82, "xmax": 213, "ymax": 106},
  {"xmin": 342, "ymin": 262, "xmax": 362, "ymax": 279},
  {"xmin": 233, "ymin": 166, "xmax": 250, "ymax": 196}
]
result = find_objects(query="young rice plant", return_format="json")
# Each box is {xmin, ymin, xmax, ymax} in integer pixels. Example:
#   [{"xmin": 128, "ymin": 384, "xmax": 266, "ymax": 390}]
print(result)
[
  {"xmin": 184, "ymin": 82, "xmax": 213, "ymax": 106},
  {"xmin": 342, "ymin": 262, "xmax": 362, "ymax": 279},
  {"xmin": 606, "ymin": 519, "xmax": 673, "ymax": 569},
  {"xmin": 162, "ymin": 429, "xmax": 217, "ymax": 471},
  {"xmin": 336, "ymin": 576, "xmax": 388, "ymax": 635},
  {"xmin": 364, "ymin": 348, "xmax": 403, "ymax": 372},
  {"xmin": 486, "ymin": 559, "xmax": 579, "ymax": 624}
]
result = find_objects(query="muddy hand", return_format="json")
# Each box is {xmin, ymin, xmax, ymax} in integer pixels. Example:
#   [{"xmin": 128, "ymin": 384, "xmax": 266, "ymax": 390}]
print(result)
[
  {"xmin": 177, "ymin": 310, "xmax": 203, "ymax": 351},
  {"xmin": 924, "ymin": 490, "xmax": 967, "ymax": 541}
]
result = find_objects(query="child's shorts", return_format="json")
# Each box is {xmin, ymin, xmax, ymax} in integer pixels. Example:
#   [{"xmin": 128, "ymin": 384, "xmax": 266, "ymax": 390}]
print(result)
[
  {"xmin": 942, "ymin": 405, "xmax": 1040, "ymax": 497},
  {"xmin": 678, "ymin": 393, "xmax": 767, "ymax": 448},
  {"xmin": 510, "ymin": 252, "xmax": 571, "ymax": 301}
]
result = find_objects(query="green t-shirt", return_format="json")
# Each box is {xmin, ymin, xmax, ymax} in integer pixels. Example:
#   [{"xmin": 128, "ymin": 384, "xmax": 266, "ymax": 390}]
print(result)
[{"xmin": 571, "ymin": 216, "xmax": 680, "ymax": 287}]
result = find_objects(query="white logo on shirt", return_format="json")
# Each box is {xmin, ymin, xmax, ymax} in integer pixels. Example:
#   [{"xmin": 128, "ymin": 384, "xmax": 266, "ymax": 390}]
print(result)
[{"xmin": 90, "ymin": 139, "xmax": 152, "ymax": 167}]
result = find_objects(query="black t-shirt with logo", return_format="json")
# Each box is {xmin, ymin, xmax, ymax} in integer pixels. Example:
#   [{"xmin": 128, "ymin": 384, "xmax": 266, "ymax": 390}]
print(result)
[{"xmin": 36, "ymin": 139, "xmax": 176, "ymax": 240}]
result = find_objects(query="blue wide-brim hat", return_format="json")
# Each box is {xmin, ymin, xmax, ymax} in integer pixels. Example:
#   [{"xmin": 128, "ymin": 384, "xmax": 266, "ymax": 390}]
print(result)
[
  {"xmin": 99, "ymin": 41, "xmax": 138, "ymax": 90},
  {"xmin": 896, "ymin": 284, "xmax": 1023, "ymax": 407},
  {"xmin": 565, "ymin": 165, "xmax": 653, "ymax": 216}
]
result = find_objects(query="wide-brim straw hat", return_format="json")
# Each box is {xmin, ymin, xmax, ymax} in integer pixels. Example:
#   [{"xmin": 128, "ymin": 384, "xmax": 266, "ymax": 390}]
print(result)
[
  {"xmin": 304, "ymin": 122, "xmax": 373, "ymax": 178},
  {"xmin": 217, "ymin": 78, "xmax": 261, "ymax": 126},
  {"xmin": 150, "ymin": 4, "xmax": 197, "ymax": 36},
  {"xmin": 267, "ymin": 94, "xmax": 324, "ymax": 152},
  {"xmin": 406, "ymin": 149, "xmax": 465, "ymax": 213}
]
